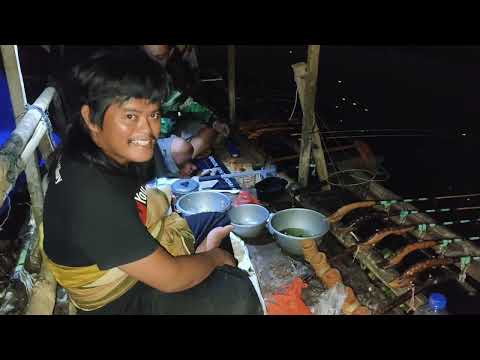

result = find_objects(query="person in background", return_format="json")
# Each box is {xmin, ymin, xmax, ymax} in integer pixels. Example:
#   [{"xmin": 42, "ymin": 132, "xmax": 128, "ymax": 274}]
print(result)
[
  {"xmin": 42, "ymin": 50, "xmax": 262, "ymax": 315},
  {"xmin": 142, "ymin": 45, "xmax": 200, "ymax": 94},
  {"xmin": 141, "ymin": 45, "xmax": 230, "ymax": 172}
]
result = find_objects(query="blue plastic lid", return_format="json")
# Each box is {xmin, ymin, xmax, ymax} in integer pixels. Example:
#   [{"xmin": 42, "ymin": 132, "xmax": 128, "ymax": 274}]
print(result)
[
  {"xmin": 172, "ymin": 179, "xmax": 199, "ymax": 195},
  {"xmin": 429, "ymin": 293, "xmax": 447, "ymax": 311}
]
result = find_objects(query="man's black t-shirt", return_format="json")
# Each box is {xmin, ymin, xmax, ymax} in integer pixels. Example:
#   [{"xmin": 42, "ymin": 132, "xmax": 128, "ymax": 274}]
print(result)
[
  {"xmin": 44, "ymin": 155, "xmax": 159, "ymax": 270},
  {"xmin": 43, "ymin": 153, "xmax": 262, "ymax": 315}
]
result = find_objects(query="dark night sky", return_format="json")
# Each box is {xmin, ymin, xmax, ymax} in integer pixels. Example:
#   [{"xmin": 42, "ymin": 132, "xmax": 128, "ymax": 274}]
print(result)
[
  {"xmin": 199, "ymin": 46, "xmax": 480, "ymax": 197},
  {"xmin": 9, "ymin": 45, "xmax": 480, "ymax": 197}
]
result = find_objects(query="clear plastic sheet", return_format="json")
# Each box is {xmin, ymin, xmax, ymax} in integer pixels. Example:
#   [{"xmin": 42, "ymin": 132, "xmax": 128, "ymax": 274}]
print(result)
[
  {"xmin": 246, "ymin": 242, "xmax": 312, "ymax": 301},
  {"xmin": 230, "ymin": 232, "xmax": 267, "ymax": 314},
  {"xmin": 311, "ymin": 283, "xmax": 348, "ymax": 315}
]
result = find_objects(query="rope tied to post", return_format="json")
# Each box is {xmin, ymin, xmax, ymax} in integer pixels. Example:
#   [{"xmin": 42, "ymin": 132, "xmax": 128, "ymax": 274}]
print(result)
[{"xmin": 25, "ymin": 104, "xmax": 54, "ymax": 144}]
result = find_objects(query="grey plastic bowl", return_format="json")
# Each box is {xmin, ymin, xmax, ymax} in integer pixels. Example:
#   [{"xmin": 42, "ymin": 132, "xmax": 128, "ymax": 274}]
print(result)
[
  {"xmin": 267, "ymin": 208, "xmax": 330, "ymax": 256},
  {"xmin": 228, "ymin": 204, "xmax": 270, "ymax": 238},
  {"xmin": 176, "ymin": 190, "xmax": 232, "ymax": 217}
]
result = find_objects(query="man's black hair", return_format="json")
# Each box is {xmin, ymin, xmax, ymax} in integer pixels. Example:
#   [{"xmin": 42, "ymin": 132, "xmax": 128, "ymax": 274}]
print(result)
[{"xmin": 48, "ymin": 48, "xmax": 169, "ymax": 183}]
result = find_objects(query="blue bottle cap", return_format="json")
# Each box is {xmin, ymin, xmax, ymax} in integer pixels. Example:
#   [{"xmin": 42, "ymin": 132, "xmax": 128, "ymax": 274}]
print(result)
[{"xmin": 429, "ymin": 293, "xmax": 447, "ymax": 311}]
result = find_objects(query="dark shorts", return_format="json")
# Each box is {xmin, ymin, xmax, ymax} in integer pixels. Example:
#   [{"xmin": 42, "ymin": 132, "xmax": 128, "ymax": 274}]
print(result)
[
  {"xmin": 186, "ymin": 212, "xmax": 234, "ymax": 255},
  {"xmin": 80, "ymin": 212, "xmax": 262, "ymax": 315}
]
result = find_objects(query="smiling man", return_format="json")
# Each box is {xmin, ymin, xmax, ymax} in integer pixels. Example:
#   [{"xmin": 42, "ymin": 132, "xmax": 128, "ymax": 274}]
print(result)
[{"xmin": 41, "ymin": 50, "xmax": 262, "ymax": 315}]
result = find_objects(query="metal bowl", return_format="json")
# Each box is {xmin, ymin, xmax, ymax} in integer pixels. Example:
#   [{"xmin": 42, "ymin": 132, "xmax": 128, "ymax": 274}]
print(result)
[
  {"xmin": 228, "ymin": 204, "xmax": 270, "ymax": 238},
  {"xmin": 176, "ymin": 190, "xmax": 232, "ymax": 217},
  {"xmin": 267, "ymin": 208, "xmax": 330, "ymax": 256}
]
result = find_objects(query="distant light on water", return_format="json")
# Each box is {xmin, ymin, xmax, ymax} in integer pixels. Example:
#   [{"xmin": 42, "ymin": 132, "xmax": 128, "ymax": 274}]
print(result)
[
  {"xmin": 364, "ymin": 108, "xmax": 369, "ymax": 112},
  {"xmin": 342, "ymin": 98, "xmax": 346, "ymax": 101},
  {"xmin": 353, "ymin": 102, "xmax": 357, "ymax": 106},
  {"xmin": 462, "ymin": 133, "xmax": 467, "ymax": 136},
  {"xmin": 338, "ymin": 80, "xmax": 342, "ymax": 84}
]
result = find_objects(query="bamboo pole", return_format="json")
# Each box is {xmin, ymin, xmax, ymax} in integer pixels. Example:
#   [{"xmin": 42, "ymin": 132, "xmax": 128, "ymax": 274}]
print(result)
[
  {"xmin": 0, "ymin": 46, "xmax": 52, "ymax": 272},
  {"xmin": 24, "ymin": 173, "xmax": 58, "ymax": 315},
  {"xmin": 228, "ymin": 45, "xmax": 236, "ymax": 126},
  {"xmin": 292, "ymin": 46, "xmax": 330, "ymax": 189},
  {"xmin": 0, "ymin": 87, "xmax": 55, "ymax": 215}
]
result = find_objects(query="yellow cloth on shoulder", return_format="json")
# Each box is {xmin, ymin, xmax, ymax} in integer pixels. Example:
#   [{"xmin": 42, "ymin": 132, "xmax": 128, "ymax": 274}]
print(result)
[
  {"xmin": 145, "ymin": 187, "xmax": 195, "ymax": 256},
  {"xmin": 41, "ymin": 186, "xmax": 195, "ymax": 311}
]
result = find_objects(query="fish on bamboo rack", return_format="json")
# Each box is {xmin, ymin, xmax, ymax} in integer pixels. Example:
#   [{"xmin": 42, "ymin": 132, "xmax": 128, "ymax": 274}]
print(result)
[
  {"xmin": 330, "ymin": 224, "xmax": 416, "ymax": 262},
  {"xmin": 359, "ymin": 225, "xmax": 415, "ymax": 249},
  {"xmin": 327, "ymin": 201, "xmax": 377, "ymax": 224},
  {"xmin": 389, "ymin": 258, "xmax": 456, "ymax": 289},
  {"xmin": 343, "ymin": 207, "xmax": 480, "ymax": 235},
  {"xmin": 382, "ymin": 240, "xmax": 439, "ymax": 269},
  {"xmin": 344, "ymin": 210, "xmax": 391, "ymax": 231}
]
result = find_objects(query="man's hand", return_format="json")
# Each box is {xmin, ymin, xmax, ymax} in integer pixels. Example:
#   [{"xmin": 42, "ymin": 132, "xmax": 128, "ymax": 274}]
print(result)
[
  {"xmin": 212, "ymin": 120, "xmax": 230, "ymax": 137},
  {"xmin": 196, "ymin": 225, "xmax": 234, "ymax": 254}
]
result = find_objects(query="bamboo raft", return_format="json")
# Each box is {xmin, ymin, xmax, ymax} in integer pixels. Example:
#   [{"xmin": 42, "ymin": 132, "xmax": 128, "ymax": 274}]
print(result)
[{"xmin": 2, "ymin": 44, "xmax": 479, "ymax": 315}]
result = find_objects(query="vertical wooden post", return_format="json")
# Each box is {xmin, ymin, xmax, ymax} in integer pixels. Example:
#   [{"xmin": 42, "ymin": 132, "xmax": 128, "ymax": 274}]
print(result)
[
  {"xmin": 228, "ymin": 45, "xmax": 236, "ymax": 126},
  {"xmin": 1, "ymin": 45, "xmax": 45, "ymax": 271},
  {"xmin": 293, "ymin": 45, "xmax": 330, "ymax": 189}
]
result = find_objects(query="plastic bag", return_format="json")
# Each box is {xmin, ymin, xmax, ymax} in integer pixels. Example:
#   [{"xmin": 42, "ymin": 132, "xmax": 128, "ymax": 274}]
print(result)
[
  {"xmin": 311, "ymin": 283, "xmax": 347, "ymax": 315},
  {"xmin": 266, "ymin": 277, "xmax": 312, "ymax": 315},
  {"xmin": 233, "ymin": 191, "xmax": 260, "ymax": 207}
]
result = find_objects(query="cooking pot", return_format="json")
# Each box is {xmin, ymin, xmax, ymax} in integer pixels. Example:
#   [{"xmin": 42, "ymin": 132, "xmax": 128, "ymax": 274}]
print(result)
[
  {"xmin": 267, "ymin": 208, "xmax": 330, "ymax": 256},
  {"xmin": 254, "ymin": 177, "xmax": 288, "ymax": 202},
  {"xmin": 264, "ymin": 199, "xmax": 384, "ymax": 256}
]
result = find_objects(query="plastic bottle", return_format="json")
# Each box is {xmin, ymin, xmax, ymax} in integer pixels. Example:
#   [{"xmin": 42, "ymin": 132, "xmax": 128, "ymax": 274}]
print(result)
[{"xmin": 414, "ymin": 293, "xmax": 448, "ymax": 315}]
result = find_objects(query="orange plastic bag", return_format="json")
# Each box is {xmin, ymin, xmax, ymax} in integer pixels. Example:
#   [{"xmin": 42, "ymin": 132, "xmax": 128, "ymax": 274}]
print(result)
[
  {"xmin": 233, "ymin": 191, "xmax": 260, "ymax": 207},
  {"xmin": 266, "ymin": 277, "xmax": 312, "ymax": 315}
]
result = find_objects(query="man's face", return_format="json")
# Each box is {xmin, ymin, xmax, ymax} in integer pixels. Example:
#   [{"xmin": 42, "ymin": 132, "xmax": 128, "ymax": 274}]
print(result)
[
  {"xmin": 85, "ymin": 98, "xmax": 161, "ymax": 165},
  {"xmin": 143, "ymin": 45, "xmax": 171, "ymax": 65}
]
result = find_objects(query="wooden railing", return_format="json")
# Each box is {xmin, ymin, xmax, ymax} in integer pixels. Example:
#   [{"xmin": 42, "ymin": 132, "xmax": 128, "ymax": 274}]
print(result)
[{"xmin": 0, "ymin": 45, "xmax": 65, "ymax": 315}]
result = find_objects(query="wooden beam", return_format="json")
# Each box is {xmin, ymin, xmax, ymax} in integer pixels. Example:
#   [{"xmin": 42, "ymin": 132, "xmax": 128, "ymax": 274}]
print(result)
[
  {"xmin": 227, "ymin": 45, "xmax": 236, "ymax": 126},
  {"xmin": 1, "ymin": 45, "xmax": 46, "ymax": 272},
  {"xmin": 292, "ymin": 45, "xmax": 330, "ymax": 189},
  {"xmin": 292, "ymin": 62, "xmax": 310, "ymax": 187},
  {"xmin": 0, "ymin": 87, "xmax": 56, "ymax": 209}
]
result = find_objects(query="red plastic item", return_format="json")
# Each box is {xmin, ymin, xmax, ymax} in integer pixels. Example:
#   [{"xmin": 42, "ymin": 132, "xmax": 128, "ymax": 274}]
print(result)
[
  {"xmin": 266, "ymin": 277, "xmax": 312, "ymax": 315},
  {"xmin": 233, "ymin": 191, "xmax": 260, "ymax": 207}
]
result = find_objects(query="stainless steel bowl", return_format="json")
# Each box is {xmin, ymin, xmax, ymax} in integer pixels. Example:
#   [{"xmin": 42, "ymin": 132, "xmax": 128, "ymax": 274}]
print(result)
[
  {"xmin": 228, "ymin": 204, "xmax": 270, "ymax": 238},
  {"xmin": 176, "ymin": 190, "xmax": 232, "ymax": 217},
  {"xmin": 267, "ymin": 208, "xmax": 330, "ymax": 256}
]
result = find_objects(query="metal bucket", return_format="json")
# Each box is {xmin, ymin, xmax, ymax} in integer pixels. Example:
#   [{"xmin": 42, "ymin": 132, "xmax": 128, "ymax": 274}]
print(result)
[
  {"xmin": 228, "ymin": 204, "xmax": 270, "ymax": 238},
  {"xmin": 267, "ymin": 208, "xmax": 330, "ymax": 256},
  {"xmin": 176, "ymin": 191, "xmax": 232, "ymax": 217}
]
